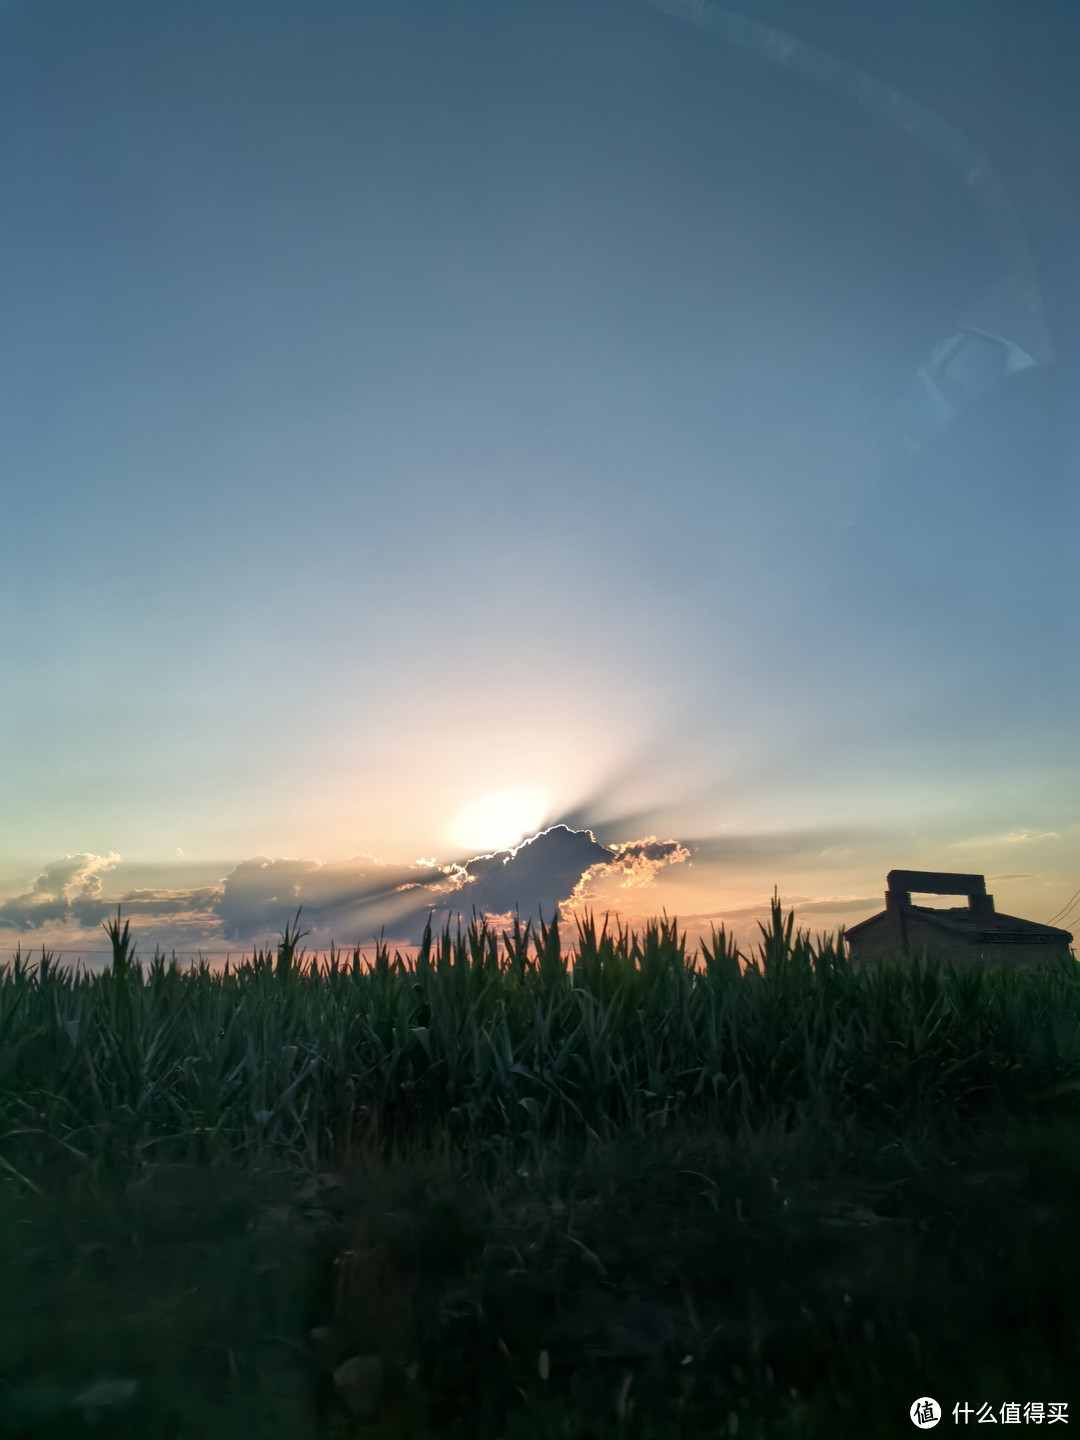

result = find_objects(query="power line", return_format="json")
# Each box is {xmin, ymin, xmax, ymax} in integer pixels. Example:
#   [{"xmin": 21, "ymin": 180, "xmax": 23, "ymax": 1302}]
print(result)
[
  {"xmin": 1047, "ymin": 884, "xmax": 1080, "ymax": 926},
  {"xmin": 1050, "ymin": 906, "xmax": 1080, "ymax": 935}
]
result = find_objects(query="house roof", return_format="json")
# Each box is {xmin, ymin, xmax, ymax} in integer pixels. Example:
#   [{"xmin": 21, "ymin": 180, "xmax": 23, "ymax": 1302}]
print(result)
[{"xmin": 847, "ymin": 902, "xmax": 1072, "ymax": 945}]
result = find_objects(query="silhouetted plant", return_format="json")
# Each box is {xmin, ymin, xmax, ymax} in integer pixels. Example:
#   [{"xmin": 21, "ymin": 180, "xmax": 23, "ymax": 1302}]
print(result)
[
  {"xmin": 535, "ymin": 907, "xmax": 563, "ymax": 990},
  {"xmin": 372, "ymin": 929, "xmax": 391, "ymax": 982},
  {"xmin": 102, "ymin": 906, "xmax": 136, "ymax": 980},
  {"xmin": 276, "ymin": 908, "xmax": 308, "ymax": 980},
  {"xmin": 501, "ymin": 912, "xmax": 532, "ymax": 982},
  {"xmin": 701, "ymin": 922, "xmax": 743, "ymax": 983},
  {"xmin": 415, "ymin": 913, "xmax": 434, "ymax": 981},
  {"xmin": 754, "ymin": 886, "xmax": 799, "ymax": 977}
]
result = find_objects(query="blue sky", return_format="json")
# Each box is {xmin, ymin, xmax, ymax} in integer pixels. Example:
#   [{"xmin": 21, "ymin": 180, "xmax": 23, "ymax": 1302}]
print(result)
[{"xmin": 2, "ymin": 0, "xmax": 1078, "ymax": 955}]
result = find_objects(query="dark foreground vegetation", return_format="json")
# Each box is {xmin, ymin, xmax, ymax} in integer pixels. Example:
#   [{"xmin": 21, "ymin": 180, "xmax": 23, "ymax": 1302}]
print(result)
[{"xmin": 1, "ymin": 901, "xmax": 1079, "ymax": 1438}]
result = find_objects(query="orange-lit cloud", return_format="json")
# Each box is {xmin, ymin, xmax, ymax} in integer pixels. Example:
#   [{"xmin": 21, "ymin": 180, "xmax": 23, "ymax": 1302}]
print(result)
[{"xmin": 565, "ymin": 835, "xmax": 691, "ymax": 914}]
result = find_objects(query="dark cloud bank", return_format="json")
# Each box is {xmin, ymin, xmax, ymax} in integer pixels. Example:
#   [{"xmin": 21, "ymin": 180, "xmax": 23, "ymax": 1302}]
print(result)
[{"xmin": 0, "ymin": 827, "xmax": 689, "ymax": 951}]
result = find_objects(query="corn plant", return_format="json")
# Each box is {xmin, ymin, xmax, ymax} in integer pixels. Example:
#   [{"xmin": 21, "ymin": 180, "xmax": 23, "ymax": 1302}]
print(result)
[{"xmin": 0, "ymin": 898, "xmax": 1076, "ymax": 1182}]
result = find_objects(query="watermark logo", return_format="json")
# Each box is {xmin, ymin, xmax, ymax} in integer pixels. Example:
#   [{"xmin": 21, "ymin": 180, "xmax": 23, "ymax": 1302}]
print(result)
[
  {"xmin": 952, "ymin": 1400, "xmax": 1069, "ymax": 1424},
  {"xmin": 912, "ymin": 1398, "xmax": 942, "ymax": 1429}
]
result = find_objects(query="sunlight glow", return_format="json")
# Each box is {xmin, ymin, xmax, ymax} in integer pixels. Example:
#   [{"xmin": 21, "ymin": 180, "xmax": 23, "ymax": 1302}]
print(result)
[{"xmin": 449, "ymin": 789, "xmax": 549, "ymax": 856}]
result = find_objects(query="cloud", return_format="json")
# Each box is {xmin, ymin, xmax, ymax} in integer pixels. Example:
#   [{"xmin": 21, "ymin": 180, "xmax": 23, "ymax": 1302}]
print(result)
[
  {"xmin": 565, "ymin": 835, "xmax": 691, "ymax": 913},
  {"xmin": 445, "ymin": 826, "xmax": 613, "ymax": 923},
  {"xmin": 216, "ymin": 828, "xmax": 617, "ymax": 943},
  {"xmin": 215, "ymin": 854, "xmax": 425, "ymax": 941},
  {"xmin": 0, "ymin": 827, "xmax": 625, "ymax": 950},
  {"xmin": 789, "ymin": 895, "xmax": 882, "ymax": 914},
  {"xmin": 0, "ymin": 853, "xmax": 122, "ymax": 930},
  {"xmin": 107, "ymin": 888, "xmax": 222, "ymax": 920},
  {"xmin": 946, "ymin": 830, "xmax": 1060, "ymax": 850}
]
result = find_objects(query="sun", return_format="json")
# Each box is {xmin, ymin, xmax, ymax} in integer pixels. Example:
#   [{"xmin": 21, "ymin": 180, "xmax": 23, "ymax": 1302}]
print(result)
[{"xmin": 449, "ymin": 788, "xmax": 549, "ymax": 855}]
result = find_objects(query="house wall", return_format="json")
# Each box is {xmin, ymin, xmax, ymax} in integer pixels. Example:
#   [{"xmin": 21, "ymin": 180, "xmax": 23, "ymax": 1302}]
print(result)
[{"xmin": 847, "ymin": 913, "xmax": 1071, "ymax": 968}]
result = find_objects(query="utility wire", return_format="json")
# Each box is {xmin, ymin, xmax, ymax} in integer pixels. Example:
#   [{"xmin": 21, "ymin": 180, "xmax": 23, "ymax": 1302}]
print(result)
[{"xmin": 1047, "ymin": 885, "xmax": 1080, "ymax": 926}]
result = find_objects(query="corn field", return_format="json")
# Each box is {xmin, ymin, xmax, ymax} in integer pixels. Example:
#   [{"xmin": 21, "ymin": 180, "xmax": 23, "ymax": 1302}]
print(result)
[
  {"xmin": 3, "ymin": 897, "xmax": 1078, "ymax": 1186},
  {"xmin": 2, "ymin": 900, "xmax": 1080, "ymax": 1438}
]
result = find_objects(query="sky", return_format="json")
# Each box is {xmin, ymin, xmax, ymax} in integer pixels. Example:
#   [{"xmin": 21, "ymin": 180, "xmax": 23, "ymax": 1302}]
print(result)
[{"xmin": 2, "ymin": 0, "xmax": 1078, "ymax": 959}]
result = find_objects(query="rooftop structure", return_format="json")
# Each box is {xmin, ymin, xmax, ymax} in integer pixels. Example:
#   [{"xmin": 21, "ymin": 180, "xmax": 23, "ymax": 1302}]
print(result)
[{"xmin": 846, "ymin": 870, "xmax": 1074, "ymax": 967}]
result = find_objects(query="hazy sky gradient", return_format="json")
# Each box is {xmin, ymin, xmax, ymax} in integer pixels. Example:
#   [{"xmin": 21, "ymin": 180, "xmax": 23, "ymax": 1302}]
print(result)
[{"xmin": 3, "ymin": 0, "xmax": 1078, "ymax": 953}]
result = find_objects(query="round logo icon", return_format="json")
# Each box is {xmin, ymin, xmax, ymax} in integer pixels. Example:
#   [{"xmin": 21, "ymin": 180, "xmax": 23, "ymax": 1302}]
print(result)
[{"xmin": 910, "ymin": 1398, "xmax": 941, "ymax": 1429}]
